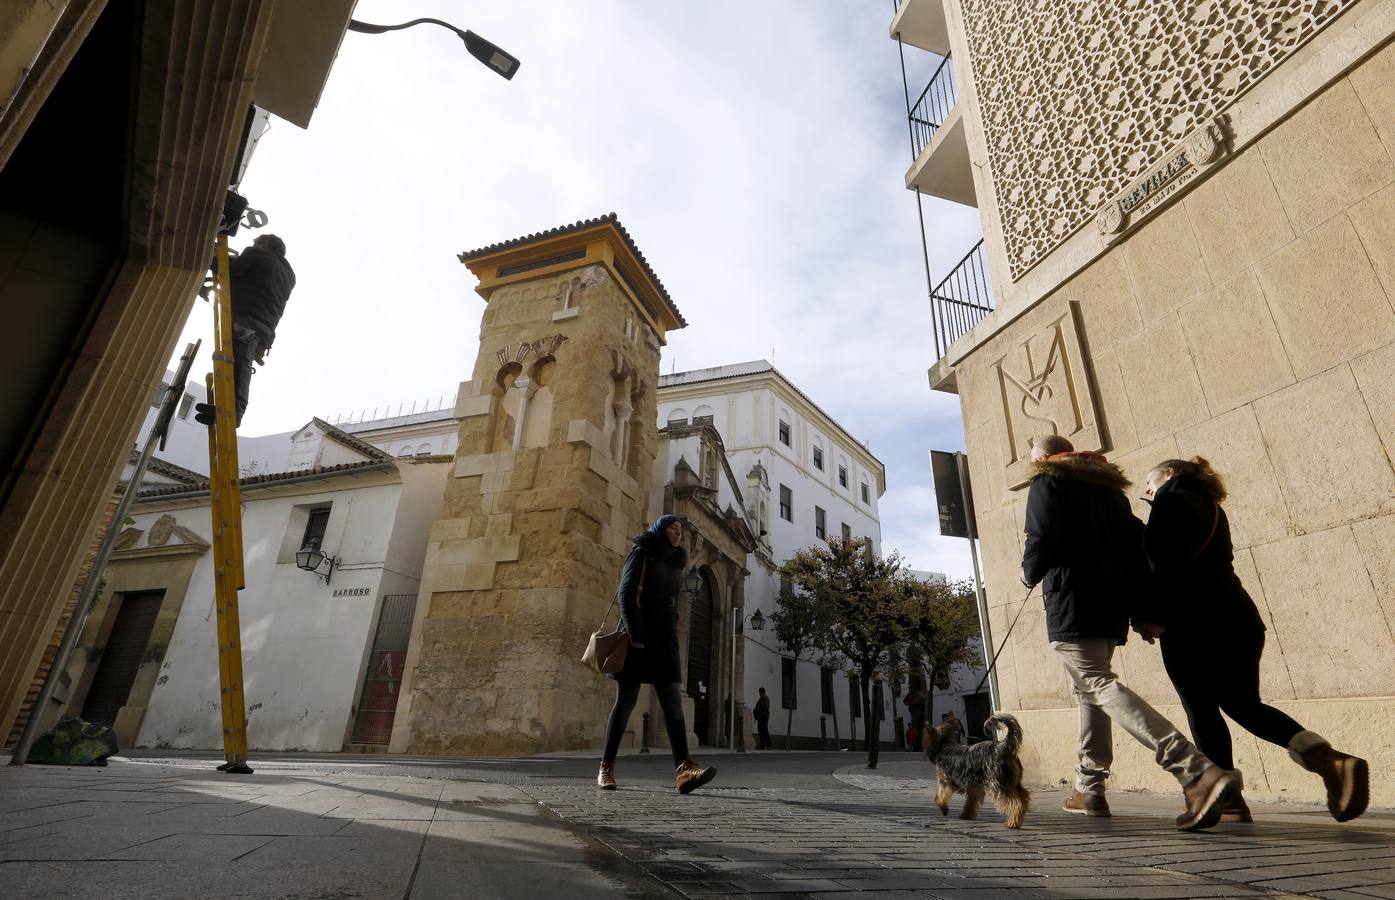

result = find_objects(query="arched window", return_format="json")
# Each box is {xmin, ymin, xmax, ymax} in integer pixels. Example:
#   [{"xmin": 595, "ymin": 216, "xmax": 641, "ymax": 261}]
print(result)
[
  {"xmin": 693, "ymin": 404, "xmax": 714, "ymax": 426},
  {"xmin": 666, "ymin": 407, "xmax": 689, "ymax": 428},
  {"xmin": 416, "ymin": 443, "xmax": 432, "ymax": 457}
]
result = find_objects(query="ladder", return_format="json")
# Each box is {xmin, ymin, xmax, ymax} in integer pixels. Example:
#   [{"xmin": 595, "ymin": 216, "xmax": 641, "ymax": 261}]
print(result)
[{"xmin": 205, "ymin": 233, "xmax": 253, "ymax": 774}]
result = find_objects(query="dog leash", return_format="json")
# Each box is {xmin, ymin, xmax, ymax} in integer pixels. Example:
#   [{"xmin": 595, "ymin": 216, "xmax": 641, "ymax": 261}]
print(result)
[{"xmin": 973, "ymin": 585, "xmax": 1035, "ymax": 695}]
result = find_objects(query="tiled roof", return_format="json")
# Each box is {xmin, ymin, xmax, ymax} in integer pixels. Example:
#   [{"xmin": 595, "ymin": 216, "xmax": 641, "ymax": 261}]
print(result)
[
  {"xmin": 136, "ymin": 460, "xmax": 395, "ymax": 500},
  {"xmin": 457, "ymin": 213, "xmax": 686, "ymax": 328},
  {"xmin": 311, "ymin": 417, "xmax": 394, "ymax": 462},
  {"xmin": 132, "ymin": 450, "xmax": 204, "ymax": 485}
]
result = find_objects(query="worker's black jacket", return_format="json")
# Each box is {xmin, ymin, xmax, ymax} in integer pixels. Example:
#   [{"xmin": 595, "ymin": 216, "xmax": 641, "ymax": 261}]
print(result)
[{"xmin": 229, "ymin": 246, "xmax": 296, "ymax": 343}]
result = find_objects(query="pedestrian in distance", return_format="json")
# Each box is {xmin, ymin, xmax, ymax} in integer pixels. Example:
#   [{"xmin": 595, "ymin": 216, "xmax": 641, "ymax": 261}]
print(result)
[
  {"xmin": 1021, "ymin": 433, "xmax": 1236, "ymax": 831},
  {"xmin": 754, "ymin": 687, "xmax": 772, "ymax": 750},
  {"xmin": 195, "ymin": 233, "xmax": 296, "ymax": 428},
  {"xmin": 598, "ymin": 515, "xmax": 717, "ymax": 794},
  {"xmin": 1138, "ymin": 456, "xmax": 1369, "ymax": 823}
]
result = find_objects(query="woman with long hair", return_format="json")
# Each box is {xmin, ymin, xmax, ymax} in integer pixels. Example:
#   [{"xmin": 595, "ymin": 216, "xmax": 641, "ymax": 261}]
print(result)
[
  {"xmin": 598, "ymin": 514, "xmax": 716, "ymax": 794},
  {"xmin": 1140, "ymin": 457, "xmax": 1369, "ymax": 822}
]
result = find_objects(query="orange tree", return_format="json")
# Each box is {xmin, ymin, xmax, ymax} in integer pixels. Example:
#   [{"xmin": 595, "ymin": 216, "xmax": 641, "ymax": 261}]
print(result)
[{"xmin": 897, "ymin": 576, "xmax": 981, "ymax": 729}]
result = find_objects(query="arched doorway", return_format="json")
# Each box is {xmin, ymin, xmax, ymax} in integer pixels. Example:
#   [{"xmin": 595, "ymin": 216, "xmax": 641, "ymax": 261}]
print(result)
[{"xmin": 685, "ymin": 570, "xmax": 714, "ymax": 744}]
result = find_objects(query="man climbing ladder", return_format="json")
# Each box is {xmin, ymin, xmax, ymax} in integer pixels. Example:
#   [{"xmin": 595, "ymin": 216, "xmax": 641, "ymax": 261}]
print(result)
[{"xmin": 203, "ymin": 230, "xmax": 254, "ymax": 775}]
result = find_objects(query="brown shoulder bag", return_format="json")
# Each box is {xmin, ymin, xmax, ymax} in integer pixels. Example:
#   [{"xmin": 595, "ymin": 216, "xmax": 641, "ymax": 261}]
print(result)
[{"xmin": 581, "ymin": 556, "xmax": 646, "ymax": 675}]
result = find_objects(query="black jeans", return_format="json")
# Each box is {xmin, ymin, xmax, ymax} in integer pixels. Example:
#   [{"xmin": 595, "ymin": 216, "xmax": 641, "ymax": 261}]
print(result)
[
  {"xmin": 602, "ymin": 680, "xmax": 689, "ymax": 768},
  {"xmin": 1160, "ymin": 629, "xmax": 1304, "ymax": 771},
  {"xmin": 231, "ymin": 332, "xmax": 260, "ymax": 427},
  {"xmin": 756, "ymin": 717, "xmax": 771, "ymax": 750}
]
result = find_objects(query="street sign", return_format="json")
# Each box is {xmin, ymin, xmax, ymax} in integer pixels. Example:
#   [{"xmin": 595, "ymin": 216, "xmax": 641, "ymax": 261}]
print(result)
[{"xmin": 930, "ymin": 450, "xmax": 977, "ymax": 539}]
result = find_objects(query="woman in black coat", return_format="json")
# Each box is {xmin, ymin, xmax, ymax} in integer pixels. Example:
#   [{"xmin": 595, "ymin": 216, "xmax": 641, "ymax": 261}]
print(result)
[
  {"xmin": 1140, "ymin": 457, "xmax": 1368, "ymax": 823},
  {"xmin": 598, "ymin": 515, "xmax": 716, "ymax": 794}
]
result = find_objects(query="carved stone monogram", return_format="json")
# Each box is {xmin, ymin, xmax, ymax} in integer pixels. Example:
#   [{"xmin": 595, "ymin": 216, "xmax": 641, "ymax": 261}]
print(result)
[
  {"xmin": 495, "ymin": 333, "xmax": 569, "ymax": 367},
  {"xmin": 1096, "ymin": 118, "xmax": 1227, "ymax": 241},
  {"xmin": 959, "ymin": 0, "xmax": 1358, "ymax": 278},
  {"xmin": 993, "ymin": 303, "xmax": 1101, "ymax": 489}
]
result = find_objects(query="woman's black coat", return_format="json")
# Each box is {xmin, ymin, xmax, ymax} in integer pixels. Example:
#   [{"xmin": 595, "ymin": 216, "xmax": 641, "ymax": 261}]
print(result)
[
  {"xmin": 612, "ymin": 530, "xmax": 687, "ymax": 685},
  {"xmin": 1143, "ymin": 475, "xmax": 1265, "ymax": 637}
]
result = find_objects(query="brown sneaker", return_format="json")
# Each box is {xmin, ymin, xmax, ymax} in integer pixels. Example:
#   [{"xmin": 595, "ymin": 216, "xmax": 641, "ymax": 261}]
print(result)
[
  {"xmin": 597, "ymin": 761, "xmax": 616, "ymax": 790},
  {"xmin": 1062, "ymin": 790, "xmax": 1111, "ymax": 817},
  {"xmin": 675, "ymin": 759, "xmax": 716, "ymax": 794},
  {"xmin": 1176, "ymin": 765, "xmax": 1236, "ymax": 832},
  {"xmin": 1295, "ymin": 743, "xmax": 1369, "ymax": 822}
]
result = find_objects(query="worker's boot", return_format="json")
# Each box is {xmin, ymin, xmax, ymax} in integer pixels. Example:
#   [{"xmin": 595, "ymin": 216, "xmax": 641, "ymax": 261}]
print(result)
[
  {"xmin": 675, "ymin": 759, "xmax": 717, "ymax": 795},
  {"xmin": 1289, "ymin": 731, "xmax": 1369, "ymax": 822},
  {"xmin": 597, "ymin": 761, "xmax": 616, "ymax": 791},
  {"xmin": 194, "ymin": 402, "xmax": 217, "ymax": 427}
]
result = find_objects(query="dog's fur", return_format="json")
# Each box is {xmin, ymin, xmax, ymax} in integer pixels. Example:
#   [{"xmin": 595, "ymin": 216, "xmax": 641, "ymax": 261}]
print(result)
[{"xmin": 924, "ymin": 713, "xmax": 1031, "ymax": 828}]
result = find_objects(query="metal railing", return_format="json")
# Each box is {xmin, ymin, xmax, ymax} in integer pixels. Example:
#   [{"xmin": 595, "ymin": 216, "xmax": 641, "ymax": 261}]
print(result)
[
  {"xmin": 931, "ymin": 239, "xmax": 994, "ymax": 359},
  {"xmin": 908, "ymin": 54, "xmax": 956, "ymax": 161}
]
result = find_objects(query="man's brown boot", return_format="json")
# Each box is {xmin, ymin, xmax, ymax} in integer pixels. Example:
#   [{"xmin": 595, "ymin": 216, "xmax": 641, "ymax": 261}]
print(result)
[
  {"xmin": 1219, "ymin": 771, "xmax": 1252, "ymax": 823},
  {"xmin": 1289, "ymin": 731, "xmax": 1369, "ymax": 822},
  {"xmin": 1062, "ymin": 790, "xmax": 1111, "ymax": 817},
  {"xmin": 1176, "ymin": 765, "xmax": 1236, "ymax": 831},
  {"xmin": 597, "ymin": 761, "xmax": 616, "ymax": 790},
  {"xmin": 675, "ymin": 759, "xmax": 717, "ymax": 794}
]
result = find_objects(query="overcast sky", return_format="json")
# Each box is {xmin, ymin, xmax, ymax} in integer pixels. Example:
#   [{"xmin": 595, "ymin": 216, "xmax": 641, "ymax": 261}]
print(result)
[{"xmin": 171, "ymin": 0, "xmax": 985, "ymax": 579}]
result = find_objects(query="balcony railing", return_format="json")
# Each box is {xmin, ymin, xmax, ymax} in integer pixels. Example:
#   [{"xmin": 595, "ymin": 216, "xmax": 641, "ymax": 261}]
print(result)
[
  {"xmin": 931, "ymin": 239, "xmax": 993, "ymax": 359},
  {"xmin": 908, "ymin": 54, "xmax": 956, "ymax": 161}
]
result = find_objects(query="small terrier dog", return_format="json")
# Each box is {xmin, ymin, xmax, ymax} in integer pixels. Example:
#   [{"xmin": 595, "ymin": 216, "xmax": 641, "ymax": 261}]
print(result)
[{"xmin": 924, "ymin": 713, "xmax": 1031, "ymax": 829}]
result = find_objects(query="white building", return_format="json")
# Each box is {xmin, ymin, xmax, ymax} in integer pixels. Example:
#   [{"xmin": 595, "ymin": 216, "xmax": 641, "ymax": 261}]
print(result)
[
  {"xmin": 50, "ymin": 382, "xmax": 458, "ymax": 753},
  {"xmin": 654, "ymin": 361, "xmax": 898, "ymax": 749}
]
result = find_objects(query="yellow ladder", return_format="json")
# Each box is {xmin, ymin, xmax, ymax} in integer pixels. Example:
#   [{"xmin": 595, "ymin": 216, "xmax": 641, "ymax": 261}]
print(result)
[{"xmin": 206, "ymin": 233, "xmax": 252, "ymax": 774}]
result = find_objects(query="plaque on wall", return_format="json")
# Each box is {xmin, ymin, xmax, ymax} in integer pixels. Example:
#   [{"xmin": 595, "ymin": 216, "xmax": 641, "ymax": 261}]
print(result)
[{"xmin": 992, "ymin": 302, "xmax": 1101, "ymax": 489}]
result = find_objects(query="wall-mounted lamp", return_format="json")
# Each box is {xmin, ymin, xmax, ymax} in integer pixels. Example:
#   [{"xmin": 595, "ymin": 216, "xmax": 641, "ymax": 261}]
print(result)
[
  {"xmin": 748, "ymin": 608, "xmax": 766, "ymax": 631},
  {"xmin": 684, "ymin": 567, "xmax": 703, "ymax": 596},
  {"xmin": 295, "ymin": 542, "xmax": 335, "ymax": 584}
]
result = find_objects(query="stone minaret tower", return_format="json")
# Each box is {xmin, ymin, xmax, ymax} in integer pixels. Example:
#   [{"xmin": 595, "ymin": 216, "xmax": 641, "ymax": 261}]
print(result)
[{"xmin": 391, "ymin": 215, "xmax": 685, "ymax": 755}]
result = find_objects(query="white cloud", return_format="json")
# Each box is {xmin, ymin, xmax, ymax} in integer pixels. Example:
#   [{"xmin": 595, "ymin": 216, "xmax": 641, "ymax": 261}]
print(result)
[{"xmin": 171, "ymin": 0, "xmax": 983, "ymax": 559}]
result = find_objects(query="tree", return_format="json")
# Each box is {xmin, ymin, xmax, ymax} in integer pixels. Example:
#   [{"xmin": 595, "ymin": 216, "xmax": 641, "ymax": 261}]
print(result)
[
  {"xmin": 897, "ymin": 576, "xmax": 982, "ymax": 734},
  {"xmin": 781, "ymin": 537, "xmax": 905, "ymax": 769},
  {"xmin": 768, "ymin": 580, "xmax": 821, "ymax": 750}
]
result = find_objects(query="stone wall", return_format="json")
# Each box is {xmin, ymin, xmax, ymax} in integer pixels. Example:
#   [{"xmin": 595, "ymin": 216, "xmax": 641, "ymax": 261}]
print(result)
[
  {"xmin": 955, "ymin": 40, "xmax": 1395, "ymax": 806},
  {"xmin": 393, "ymin": 262, "xmax": 663, "ymax": 755}
]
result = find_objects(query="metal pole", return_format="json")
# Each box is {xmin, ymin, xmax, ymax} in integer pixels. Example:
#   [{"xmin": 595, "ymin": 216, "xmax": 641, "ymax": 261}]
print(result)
[
  {"xmin": 10, "ymin": 341, "xmax": 199, "ymax": 765},
  {"xmin": 955, "ymin": 452, "xmax": 998, "ymax": 710},
  {"xmin": 729, "ymin": 607, "xmax": 739, "ymax": 751}
]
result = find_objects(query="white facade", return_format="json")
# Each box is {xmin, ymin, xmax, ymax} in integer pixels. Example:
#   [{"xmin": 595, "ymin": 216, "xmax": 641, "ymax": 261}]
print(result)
[
  {"xmin": 110, "ymin": 397, "xmax": 456, "ymax": 752},
  {"xmin": 655, "ymin": 361, "xmax": 897, "ymax": 749}
]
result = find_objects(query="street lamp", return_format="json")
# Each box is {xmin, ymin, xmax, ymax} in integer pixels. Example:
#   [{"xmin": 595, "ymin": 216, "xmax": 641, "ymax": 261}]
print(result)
[
  {"xmin": 684, "ymin": 567, "xmax": 703, "ymax": 596},
  {"xmin": 748, "ymin": 608, "xmax": 765, "ymax": 632},
  {"xmin": 348, "ymin": 18, "xmax": 521, "ymax": 80},
  {"xmin": 295, "ymin": 542, "xmax": 335, "ymax": 584}
]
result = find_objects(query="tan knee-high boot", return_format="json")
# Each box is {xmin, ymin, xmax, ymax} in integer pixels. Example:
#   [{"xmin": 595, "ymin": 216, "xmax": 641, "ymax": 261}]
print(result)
[{"xmin": 1288, "ymin": 731, "xmax": 1369, "ymax": 822}]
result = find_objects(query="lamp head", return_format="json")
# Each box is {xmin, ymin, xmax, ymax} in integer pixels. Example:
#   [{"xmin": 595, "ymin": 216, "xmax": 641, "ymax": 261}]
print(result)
[{"xmin": 463, "ymin": 30, "xmax": 520, "ymax": 79}]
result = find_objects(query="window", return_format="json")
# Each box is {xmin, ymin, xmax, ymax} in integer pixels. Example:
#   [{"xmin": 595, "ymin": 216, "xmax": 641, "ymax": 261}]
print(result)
[
  {"xmin": 812, "ymin": 445, "xmax": 823, "ymax": 471},
  {"xmin": 693, "ymin": 414, "xmax": 714, "ymax": 425},
  {"xmin": 849, "ymin": 676, "xmax": 862, "ymax": 719},
  {"xmin": 693, "ymin": 404, "xmax": 714, "ymax": 425},
  {"xmin": 150, "ymin": 382, "xmax": 170, "ymax": 408},
  {"xmin": 666, "ymin": 417, "xmax": 688, "ymax": 429},
  {"xmin": 841, "ymin": 522, "xmax": 851, "ymax": 542},
  {"xmin": 778, "ymin": 418, "xmax": 790, "ymax": 446},
  {"xmin": 838, "ymin": 465, "xmax": 848, "ymax": 488},
  {"xmin": 860, "ymin": 482, "xmax": 870, "ymax": 504},
  {"xmin": 779, "ymin": 484, "xmax": 792, "ymax": 521},
  {"xmin": 820, "ymin": 667, "xmax": 835, "ymax": 715},
  {"xmin": 177, "ymin": 393, "xmax": 196, "ymax": 420},
  {"xmin": 814, "ymin": 506, "xmax": 826, "ymax": 540},
  {"xmin": 781, "ymin": 657, "xmax": 797, "ymax": 710},
  {"xmin": 301, "ymin": 507, "xmax": 331, "ymax": 551}
]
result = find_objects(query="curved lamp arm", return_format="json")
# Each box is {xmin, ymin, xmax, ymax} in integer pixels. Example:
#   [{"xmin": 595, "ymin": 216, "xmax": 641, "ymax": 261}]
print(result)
[{"xmin": 348, "ymin": 18, "xmax": 520, "ymax": 80}]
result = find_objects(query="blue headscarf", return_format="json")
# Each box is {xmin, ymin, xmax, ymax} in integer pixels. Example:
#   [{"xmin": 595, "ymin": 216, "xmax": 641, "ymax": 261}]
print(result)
[{"xmin": 648, "ymin": 514, "xmax": 679, "ymax": 535}]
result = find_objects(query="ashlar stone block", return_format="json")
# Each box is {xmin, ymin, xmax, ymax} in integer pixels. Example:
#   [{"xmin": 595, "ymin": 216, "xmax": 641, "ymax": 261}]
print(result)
[
  {"xmin": 1183, "ymin": 148, "xmax": 1296, "ymax": 283},
  {"xmin": 1251, "ymin": 526, "xmax": 1395, "ymax": 698},
  {"xmin": 1177, "ymin": 271, "xmax": 1295, "ymax": 416},
  {"xmin": 1253, "ymin": 365, "xmax": 1395, "ymax": 532},
  {"xmin": 1254, "ymin": 214, "xmax": 1395, "ymax": 380},
  {"xmin": 1176, "ymin": 405, "xmax": 1293, "ymax": 548},
  {"xmin": 1349, "ymin": 184, "xmax": 1395, "ymax": 304},
  {"xmin": 1347, "ymin": 40, "xmax": 1395, "ymax": 184},
  {"xmin": 1121, "ymin": 203, "xmax": 1213, "ymax": 325},
  {"xmin": 1351, "ymin": 340, "xmax": 1395, "ymax": 465},
  {"xmin": 1115, "ymin": 316, "xmax": 1209, "ymax": 444},
  {"xmin": 1259, "ymin": 77, "xmax": 1394, "ymax": 235},
  {"xmin": 1350, "ymin": 512, "xmax": 1395, "ymax": 647},
  {"xmin": 1065, "ymin": 249, "xmax": 1144, "ymax": 354},
  {"xmin": 1088, "ymin": 350, "xmax": 1140, "ymax": 458}
]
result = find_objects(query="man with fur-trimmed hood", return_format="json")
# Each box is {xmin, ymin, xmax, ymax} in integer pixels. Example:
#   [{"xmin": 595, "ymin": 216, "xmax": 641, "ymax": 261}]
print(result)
[{"xmin": 1021, "ymin": 434, "xmax": 1236, "ymax": 832}]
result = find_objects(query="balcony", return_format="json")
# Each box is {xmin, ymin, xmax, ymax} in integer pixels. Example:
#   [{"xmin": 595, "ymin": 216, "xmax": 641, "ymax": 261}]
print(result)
[
  {"xmin": 930, "ymin": 239, "xmax": 994, "ymax": 359},
  {"xmin": 904, "ymin": 58, "xmax": 975, "ymax": 208},
  {"xmin": 890, "ymin": 0, "xmax": 951, "ymax": 55}
]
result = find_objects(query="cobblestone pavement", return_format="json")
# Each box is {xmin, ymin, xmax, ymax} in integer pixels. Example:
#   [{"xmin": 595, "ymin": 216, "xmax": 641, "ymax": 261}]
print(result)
[{"xmin": 523, "ymin": 778, "xmax": 1395, "ymax": 899}]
